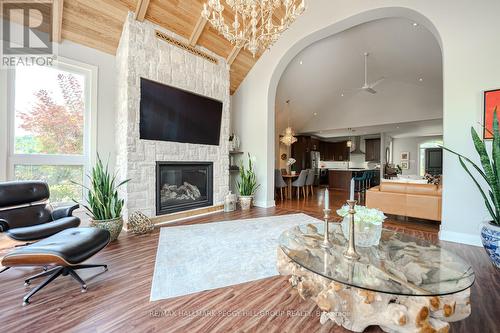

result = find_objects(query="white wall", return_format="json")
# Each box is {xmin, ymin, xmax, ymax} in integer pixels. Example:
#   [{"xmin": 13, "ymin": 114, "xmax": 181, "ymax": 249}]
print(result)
[
  {"xmin": 277, "ymin": 143, "xmax": 291, "ymax": 170},
  {"xmin": 0, "ymin": 20, "xmax": 117, "ymax": 180},
  {"xmin": 392, "ymin": 136, "xmax": 442, "ymax": 175},
  {"xmin": 232, "ymin": 0, "xmax": 500, "ymax": 246}
]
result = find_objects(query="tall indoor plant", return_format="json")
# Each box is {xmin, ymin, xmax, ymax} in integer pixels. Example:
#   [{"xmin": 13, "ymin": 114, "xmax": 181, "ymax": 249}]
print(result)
[
  {"xmin": 237, "ymin": 153, "xmax": 260, "ymax": 210},
  {"xmin": 443, "ymin": 108, "xmax": 500, "ymax": 268},
  {"xmin": 75, "ymin": 155, "xmax": 130, "ymax": 241}
]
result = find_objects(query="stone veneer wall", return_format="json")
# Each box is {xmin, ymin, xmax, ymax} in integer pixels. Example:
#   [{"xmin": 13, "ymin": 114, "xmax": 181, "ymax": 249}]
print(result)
[{"xmin": 115, "ymin": 12, "xmax": 230, "ymax": 219}]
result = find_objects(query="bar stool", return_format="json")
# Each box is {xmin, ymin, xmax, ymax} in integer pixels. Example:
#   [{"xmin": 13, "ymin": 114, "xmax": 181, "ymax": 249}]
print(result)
[
  {"xmin": 366, "ymin": 170, "xmax": 375, "ymax": 189},
  {"xmin": 353, "ymin": 171, "xmax": 369, "ymax": 204}
]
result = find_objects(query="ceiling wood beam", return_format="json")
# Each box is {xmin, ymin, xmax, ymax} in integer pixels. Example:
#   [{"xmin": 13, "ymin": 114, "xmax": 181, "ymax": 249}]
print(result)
[
  {"xmin": 52, "ymin": 0, "xmax": 64, "ymax": 43},
  {"xmin": 226, "ymin": 46, "xmax": 242, "ymax": 66},
  {"xmin": 134, "ymin": 0, "xmax": 150, "ymax": 22},
  {"xmin": 189, "ymin": 16, "xmax": 207, "ymax": 46}
]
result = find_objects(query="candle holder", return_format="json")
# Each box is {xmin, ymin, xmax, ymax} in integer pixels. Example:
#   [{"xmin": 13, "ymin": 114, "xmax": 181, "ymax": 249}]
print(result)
[
  {"xmin": 343, "ymin": 200, "xmax": 361, "ymax": 261},
  {"xmin": 320, "ymin": 208, "xmax": 332, "ymax": 249}
]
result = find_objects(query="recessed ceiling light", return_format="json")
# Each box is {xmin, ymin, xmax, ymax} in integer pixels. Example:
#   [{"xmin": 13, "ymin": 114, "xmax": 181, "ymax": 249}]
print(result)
[
  {"xmin": 313, "ymin": 112, "xmax": 318, "ymax": 116},
  {"xmin": 396, "ymin": 126, "xmax": 400, "ymax": 129},
  {"xmin": 299, "ymin": 60, "xmax": 303, "ymax": 65},
  {"xmin": 413, "ymin": 22, "xmax": 419, "ymax": 27},
  {"xmin": 341, "ymin": 93, "xmax": 344, "ymax": 97},
  {"xmin": 418, "ymin": 77, "xmax": 424, "ymax": 82}
]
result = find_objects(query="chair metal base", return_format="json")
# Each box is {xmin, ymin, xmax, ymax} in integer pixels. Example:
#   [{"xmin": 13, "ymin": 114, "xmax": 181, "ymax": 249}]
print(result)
[{"xmin": 22, "ymin": 264, "xmax": 107, "ymax": 306}]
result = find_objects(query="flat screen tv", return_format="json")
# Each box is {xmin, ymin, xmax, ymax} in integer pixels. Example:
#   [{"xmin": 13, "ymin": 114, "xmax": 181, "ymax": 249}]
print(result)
[{"xmin": 139, "ymin": 78, "xmax": 223, "ymax": 145}]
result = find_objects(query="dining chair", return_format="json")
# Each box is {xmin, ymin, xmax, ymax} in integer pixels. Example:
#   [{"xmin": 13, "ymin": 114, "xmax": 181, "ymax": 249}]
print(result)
[
  {"xmin": 305, "ymin": 169, "xmax": 315, "ymax": 197},
  {"xmin": 275, "ymin": 169, "xmax": 288, "ymax": 200},
  {"xmin": 292, "ymin": 170, "xmax": 308, "ymax": 200}
]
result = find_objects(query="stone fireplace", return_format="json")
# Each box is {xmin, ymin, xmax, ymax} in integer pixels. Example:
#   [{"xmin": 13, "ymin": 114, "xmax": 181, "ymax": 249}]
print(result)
[
  {"xmin": 156, "ymin": 162, "xmax": 213, "ymax": 215},
  {"xmin": 115, "ymin": 13, "xmax": 230, "ymax": 220}
]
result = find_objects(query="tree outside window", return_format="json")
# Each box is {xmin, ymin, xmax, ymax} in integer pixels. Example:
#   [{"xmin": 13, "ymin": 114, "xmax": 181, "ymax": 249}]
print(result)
[{"xmin": 13, "ymin": 66, "xmax": 87, "ymax": 203}]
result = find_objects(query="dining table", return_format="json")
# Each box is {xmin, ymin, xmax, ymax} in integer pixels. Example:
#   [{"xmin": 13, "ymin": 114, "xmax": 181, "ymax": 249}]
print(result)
[{"xmin": 282, "ymin": 173, "xmax": 298, "ymax": 199}]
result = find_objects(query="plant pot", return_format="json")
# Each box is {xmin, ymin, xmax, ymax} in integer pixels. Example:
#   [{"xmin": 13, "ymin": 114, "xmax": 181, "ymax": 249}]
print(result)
[
  {"xmin": 341, "ymin": 216, "xmax": 383, "ymax": 247},
  {"xmin": 480, "ymin": 221, "xmax": 500, "ymax": 269},
  {"xmin": 90, "ymin": 216, "xmax": 123, "ymax": 242},
  {"xmin": 239, "ymin": 196, "xmax": 253, "ymax": 210}
]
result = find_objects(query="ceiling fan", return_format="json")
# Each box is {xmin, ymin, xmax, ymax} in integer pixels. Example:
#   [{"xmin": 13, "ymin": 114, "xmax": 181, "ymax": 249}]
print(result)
[{"xmin": 357, "ymin": 52, "xmax": 385, "ymax": 94}]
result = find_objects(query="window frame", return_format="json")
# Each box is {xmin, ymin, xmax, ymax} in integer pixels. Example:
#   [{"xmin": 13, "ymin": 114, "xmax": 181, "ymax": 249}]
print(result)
[{"xmin": 6, "ymin": 57, "xmax": 98, "ymax": 201}]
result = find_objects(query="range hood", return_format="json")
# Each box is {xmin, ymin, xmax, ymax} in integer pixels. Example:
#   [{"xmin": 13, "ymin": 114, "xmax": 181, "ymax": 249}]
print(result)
[{"xmin": 350, "ymin": 136, "xmax": 365, "ymax": 155}]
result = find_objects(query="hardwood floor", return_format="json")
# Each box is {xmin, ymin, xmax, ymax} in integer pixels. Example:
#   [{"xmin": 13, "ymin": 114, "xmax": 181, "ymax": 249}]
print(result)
[{"xmin": 0, "ymin": 189, "xmax": 497, "ymax": 333}]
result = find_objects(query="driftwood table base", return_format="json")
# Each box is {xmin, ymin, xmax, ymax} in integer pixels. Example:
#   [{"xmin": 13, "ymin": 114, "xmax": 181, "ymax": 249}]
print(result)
[{"xmin": 277, "ymin": 248, "xmax": 471, "ymax": 333}]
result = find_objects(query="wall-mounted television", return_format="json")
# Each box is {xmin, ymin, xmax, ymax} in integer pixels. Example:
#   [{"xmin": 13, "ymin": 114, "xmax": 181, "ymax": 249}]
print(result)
[{"xmin": 139, "ymin": 78, "xmax": 223, "ymax": 146}]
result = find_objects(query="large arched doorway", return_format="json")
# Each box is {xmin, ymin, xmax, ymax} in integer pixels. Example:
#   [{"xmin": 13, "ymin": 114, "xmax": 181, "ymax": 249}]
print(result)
[
  {"xmin": 274, "ymin": 16, "xmax": 443, "ymax": 187},
  {"xmin": 232, "ymin": 1, "xmax": 500, "ymax": 245}
]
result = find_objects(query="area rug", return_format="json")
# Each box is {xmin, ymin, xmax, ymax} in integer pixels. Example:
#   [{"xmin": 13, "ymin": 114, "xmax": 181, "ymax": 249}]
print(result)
[{"xmin": 150, "ymin": 213, "xmax": 321, "ymax": 301}]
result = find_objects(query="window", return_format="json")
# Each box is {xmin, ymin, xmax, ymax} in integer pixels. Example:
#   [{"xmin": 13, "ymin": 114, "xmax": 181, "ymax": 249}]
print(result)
[{"xmin": 7, "ymin": 59, "xmax": 96, "ymax": 204}]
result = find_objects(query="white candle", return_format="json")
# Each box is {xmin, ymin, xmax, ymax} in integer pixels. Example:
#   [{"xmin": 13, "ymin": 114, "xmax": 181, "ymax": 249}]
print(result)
[
  {"xmin": 324, "ymin": 189, "xmax": 329, "ymax": 210},
  {"xmin": 349, "ymin": 178, "xmax": 355, "ymax": 201}
]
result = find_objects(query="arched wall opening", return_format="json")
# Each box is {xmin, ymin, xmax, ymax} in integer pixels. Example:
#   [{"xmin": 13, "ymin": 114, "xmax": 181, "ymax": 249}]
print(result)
[
  {"xmin": 232, "ymin": 0, "xmax": 500, "ymax": 246},
  {"xmin": 267, "ymin": 6, "xmax": 443, "ymax": 200},
  {"xmin": 272, "ymin": 14, "xmax": 443, "ymax": 183}
]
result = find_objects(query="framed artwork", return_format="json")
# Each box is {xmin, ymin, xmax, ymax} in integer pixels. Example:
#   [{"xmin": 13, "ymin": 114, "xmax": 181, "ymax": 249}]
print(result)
[
  {"xmin": 401, "ymin": 161, "xmax": 409, "ymax": 170},
  {"xmin": 484, "ymin": 89, "xmax": 500, "ymax": 139},
  {"xmin": 400, "ymin": 152, "xmax": 409, "ymax": 161}
]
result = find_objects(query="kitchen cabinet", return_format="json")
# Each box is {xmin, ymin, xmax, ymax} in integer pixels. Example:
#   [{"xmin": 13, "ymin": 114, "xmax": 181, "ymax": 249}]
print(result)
[
  {"xmin": 291, "ymin": 136, "xmax": 322, "ymax": 170},
  {"xmin": 294, "ymin": 137, "xmax": 351, "ymax": 163},
  {"xmin": 318, "ymin": 141, "xmax": 349, "ymax": 161},
  {"xmin": 365, "ymin": 138, "xmax": 381, "ymax": 162},
  {"xmin": 310, "ymin": 138, "xmax": 320, "ymax": 151},
  {"xmin": 333, "ymin": 141, "xmax": 350, "ymax": 161}
]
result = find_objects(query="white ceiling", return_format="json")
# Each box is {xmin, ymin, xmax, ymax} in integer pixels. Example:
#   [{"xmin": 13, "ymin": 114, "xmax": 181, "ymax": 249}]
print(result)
[{"xmin": 275, "ymin": 17, "xmax": 443, "ymax": 138}]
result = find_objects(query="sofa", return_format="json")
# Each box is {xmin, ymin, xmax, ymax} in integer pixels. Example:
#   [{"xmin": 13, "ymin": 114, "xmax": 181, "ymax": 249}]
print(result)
[{"xmin": 366, "ymin": 181, "xmax": 442, "ymax": 221}]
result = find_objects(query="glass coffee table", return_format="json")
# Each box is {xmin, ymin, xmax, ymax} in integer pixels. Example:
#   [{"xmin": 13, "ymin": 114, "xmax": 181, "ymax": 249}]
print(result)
[{"xmin": 277, "ymin": 223, "xmax": 474, "ymax": 333}]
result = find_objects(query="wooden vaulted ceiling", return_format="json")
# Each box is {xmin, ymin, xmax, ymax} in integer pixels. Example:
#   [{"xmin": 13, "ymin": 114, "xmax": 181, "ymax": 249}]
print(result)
[{"xmin": 55, "ymin": 0, "xmax": 269, "ymax": 94}]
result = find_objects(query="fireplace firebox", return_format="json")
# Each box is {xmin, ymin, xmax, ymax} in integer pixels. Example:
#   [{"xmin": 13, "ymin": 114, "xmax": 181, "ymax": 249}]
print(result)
[{"xmin": 156, "ymin": 162, "xmax": 213, "ymax": 215}]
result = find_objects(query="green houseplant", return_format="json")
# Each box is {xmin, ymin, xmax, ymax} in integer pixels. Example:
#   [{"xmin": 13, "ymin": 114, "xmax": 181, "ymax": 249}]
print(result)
[
  {"xmin": 442, "ymin": 107, "xmax": 500, "ymax": 268},
  {"xmin": 75, "ymin": 155, "xmax": 130, "ymax": 241},
  {"xmin": 237, "ymin": 153, "xmax": 260, "ymax": 210}
]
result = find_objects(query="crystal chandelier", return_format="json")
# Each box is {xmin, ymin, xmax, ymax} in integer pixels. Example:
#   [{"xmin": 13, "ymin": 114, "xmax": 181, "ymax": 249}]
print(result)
[
  {"xmin": 201, "ymin": 0, "xmax": 306, "ymax": 57},
  {"xmin": 280, "ymin": 100, "xmax": 297, "ymax": 146},
  {"xmin": 280, "ymin": 126, "xmax": 297, "ymax": 146}
]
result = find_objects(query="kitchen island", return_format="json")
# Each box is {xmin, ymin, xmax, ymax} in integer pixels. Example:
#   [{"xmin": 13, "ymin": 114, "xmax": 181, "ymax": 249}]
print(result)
[{"xmin": 327, "ymin": 168, "xmax": 379, "ymax": 191}]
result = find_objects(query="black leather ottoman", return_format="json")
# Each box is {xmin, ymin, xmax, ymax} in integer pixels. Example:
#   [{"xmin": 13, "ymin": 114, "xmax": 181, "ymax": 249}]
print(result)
[{"xmin": 2, "ymin": 227, "xmax": 110, "ymax": 305}]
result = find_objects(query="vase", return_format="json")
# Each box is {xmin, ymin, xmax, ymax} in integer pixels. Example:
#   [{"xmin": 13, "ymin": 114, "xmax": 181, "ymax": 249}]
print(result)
[
  {"xmin": 239, "ymin": 195, "xmax": 253, "ymax": 210},
  {"xmin": 480, "ymin": 221, "xmax": 500, "ymax": 269},
  {"xmin": 90, "ymin": 216, "xmax": 123, "ymax": 242},
  {"xmin": 341, "ymin": 216, "xmax": 382, "ymax": 247}
]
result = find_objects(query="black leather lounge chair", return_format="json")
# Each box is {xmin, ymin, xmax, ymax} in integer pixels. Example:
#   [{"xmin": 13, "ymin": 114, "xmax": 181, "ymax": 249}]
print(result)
[
  {"xmin": 2, "ymin": 227, "xmax": 110, "ymax": 305},
  {"xmin": 0, "ymin": 181, "xmax": 81, "ymax": 242}
]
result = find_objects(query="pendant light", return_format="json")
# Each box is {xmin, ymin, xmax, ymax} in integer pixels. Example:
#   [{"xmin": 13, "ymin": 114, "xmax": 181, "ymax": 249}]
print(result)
[{"xmin": 280, "ymin": 100, "xmax": 297, "ymax": 146}]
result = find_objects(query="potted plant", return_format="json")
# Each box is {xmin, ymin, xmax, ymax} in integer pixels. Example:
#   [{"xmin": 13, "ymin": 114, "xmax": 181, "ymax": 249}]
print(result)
[
  {"xmin": 74, "ymin": 155, "xmax": 130, "ymax": 241},
  {"xmin": 337, "ymin": 205, "xmax": 386, "ymax": 247},
  {"xmin": 287, "ymin": 157, "xmax": 296, "ymax": 175},
  {"xmin": 237, "ymin": 153, "xmax": 260, "ymax": 210},
  {"xmin": 442, "ymin": 108, "xmax": 500, "ymax": 268}
]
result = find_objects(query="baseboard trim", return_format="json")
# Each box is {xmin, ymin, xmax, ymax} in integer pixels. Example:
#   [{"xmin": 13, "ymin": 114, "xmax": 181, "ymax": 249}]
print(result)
[
  {"xmin": 439, "ymin": 230, "xmax": 482, "ymax": 247},
  {"xmin": 254, "ymin": 200, "xmax": 276, "ymax": 208}
]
